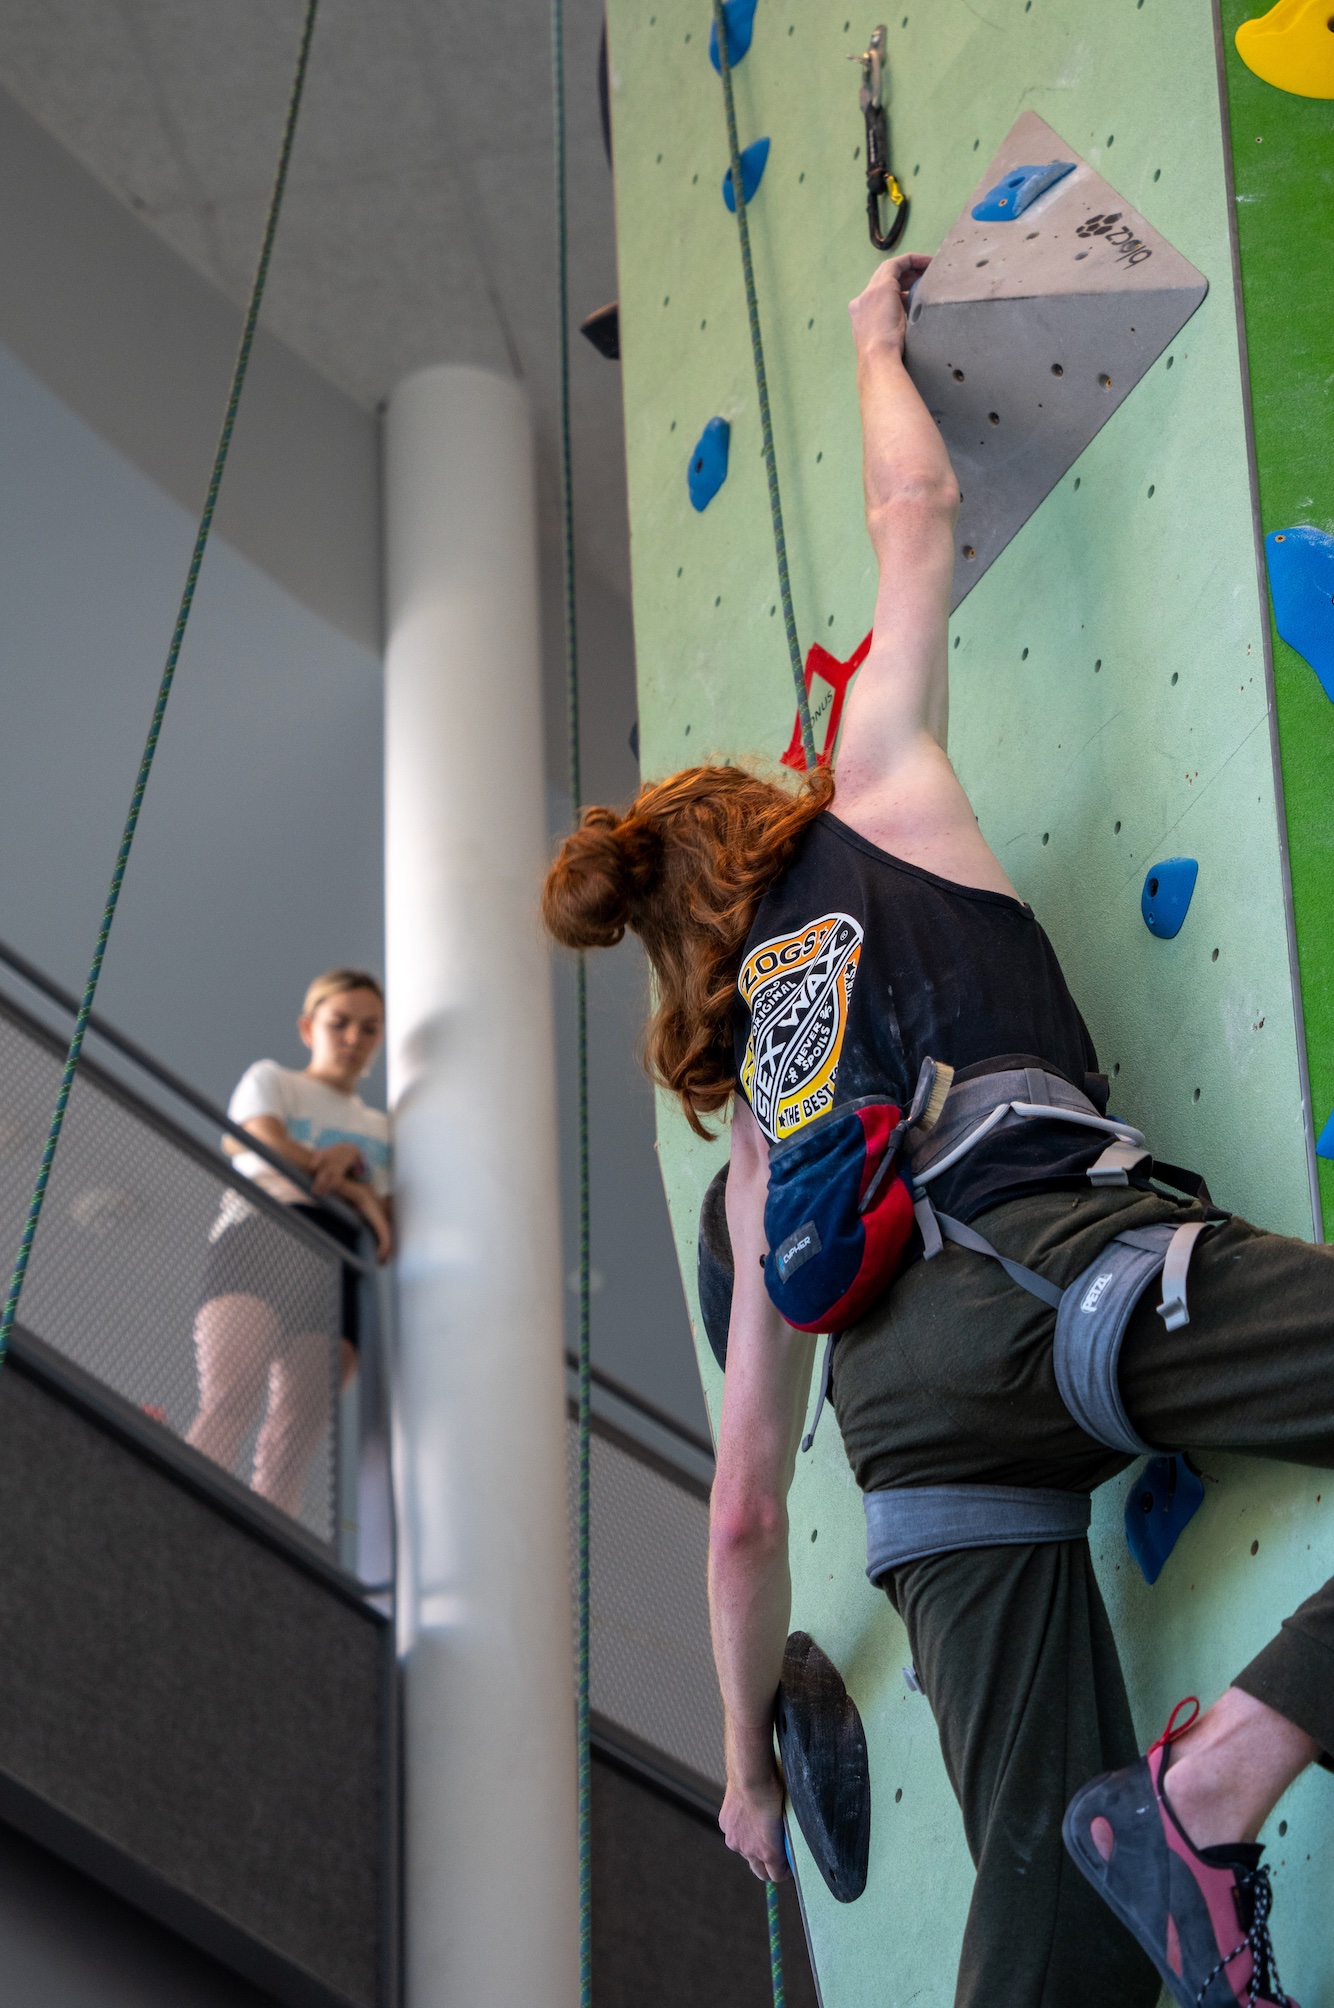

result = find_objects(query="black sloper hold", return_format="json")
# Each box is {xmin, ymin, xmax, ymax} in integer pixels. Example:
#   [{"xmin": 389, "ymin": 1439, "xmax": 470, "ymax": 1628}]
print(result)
[
  {"xmin": 697, "ymin": 1161, "xmax": 733, "ymax": 1372},
  {"xmin": 580, "ymin": 301, "xmax": 620, "ymax": 360},
  {"xmin": 777, "ymin": 1631, "xmax": 872, "ymax": 1903}
]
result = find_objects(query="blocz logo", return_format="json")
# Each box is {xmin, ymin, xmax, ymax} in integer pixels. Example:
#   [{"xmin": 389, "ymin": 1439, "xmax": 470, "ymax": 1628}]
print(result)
[
  {"xmin": 739, "ymin": 912, "xmax": 863, "ymax": 1142},
  {"xmin": 1075, "ymin": 211, "xmax": 1152, "ymax": 266}
]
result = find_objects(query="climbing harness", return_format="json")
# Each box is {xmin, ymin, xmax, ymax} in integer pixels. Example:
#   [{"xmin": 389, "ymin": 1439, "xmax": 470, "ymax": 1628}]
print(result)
[
  {"xmin": 855, "ymin": 26, "xmax": 909, "ymax": 252},
  {"xmin": 550, "ymin": 0, "xmax": 592, "ymax": 1996},
  {"xmin": 865, "ymin": 1482, "xmax": 1092, "ymax": 1576},
  {"xmin": 712, "ymin": 0, "xmax": 816, "ymax": 773},
  {"xmin": 0, "ymin": 0, "xmax": 320, "ymax": 1367},
  {"xmin": 860, "ymin": 1061, "xmax": 1223, "ymax": 1582}
]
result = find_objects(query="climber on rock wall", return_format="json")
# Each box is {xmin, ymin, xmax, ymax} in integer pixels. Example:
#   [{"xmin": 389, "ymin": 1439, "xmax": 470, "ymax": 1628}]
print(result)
[{"xmin": 542, "ymin": 252, "xmax": 1329, "ymax": 2008}]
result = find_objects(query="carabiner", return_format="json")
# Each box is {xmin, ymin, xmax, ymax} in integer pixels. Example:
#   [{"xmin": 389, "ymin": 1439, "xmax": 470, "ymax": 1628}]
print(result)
[{"xmin": 855, "ymin": 25, "xmax": 908, "ymax": 252}]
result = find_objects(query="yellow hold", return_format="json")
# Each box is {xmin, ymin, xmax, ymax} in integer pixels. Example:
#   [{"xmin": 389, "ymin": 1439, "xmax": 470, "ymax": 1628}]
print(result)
[{"xmin": 1236, "ymin": 0, "xmax": 1334, "ymax": 98}]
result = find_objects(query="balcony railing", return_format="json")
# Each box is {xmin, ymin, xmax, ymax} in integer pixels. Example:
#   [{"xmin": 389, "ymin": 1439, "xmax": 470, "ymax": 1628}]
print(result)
[{"xmin": 0, "ymin": 937, "xmax": 374, "ymax": 1556}]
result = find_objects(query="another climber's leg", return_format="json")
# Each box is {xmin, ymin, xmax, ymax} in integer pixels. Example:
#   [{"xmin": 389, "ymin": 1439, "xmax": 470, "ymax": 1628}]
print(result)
[{"xmin": 886, "ymin": 1539, "xmax": 1159, "ymax": 2008}]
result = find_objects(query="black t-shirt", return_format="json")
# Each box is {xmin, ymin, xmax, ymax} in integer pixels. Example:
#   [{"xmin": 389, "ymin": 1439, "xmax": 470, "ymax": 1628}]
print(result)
[{"xmin": 732, "ymin": 813, "xmax": 1103, "ymax": 1220}]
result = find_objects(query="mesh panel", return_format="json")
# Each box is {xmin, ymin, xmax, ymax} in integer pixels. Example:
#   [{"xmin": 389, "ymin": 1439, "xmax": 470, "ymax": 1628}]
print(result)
[
  {"xmin": 568, "ymin": 1416, "xmax": 723, "ymax": 1788},
  {"xmin": 0, "ymin": 1003, "xmax": 341, "ymax": 1544}
]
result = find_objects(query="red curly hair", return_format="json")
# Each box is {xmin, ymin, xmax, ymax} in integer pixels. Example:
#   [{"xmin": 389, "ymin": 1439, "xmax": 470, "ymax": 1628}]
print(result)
[{"xmin": 542, "ymin": 763, "xmax": 835, "ymax": 1136}]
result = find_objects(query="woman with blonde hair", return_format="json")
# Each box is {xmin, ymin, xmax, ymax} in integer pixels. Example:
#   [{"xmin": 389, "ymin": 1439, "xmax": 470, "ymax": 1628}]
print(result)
[
  {"xmin": 188, "ymin": 968, "xmax": 392, "ymax": 1518},
  {"xmin": 543, "ymin": 255, "xmax": 1327, "ymax": 2008}
]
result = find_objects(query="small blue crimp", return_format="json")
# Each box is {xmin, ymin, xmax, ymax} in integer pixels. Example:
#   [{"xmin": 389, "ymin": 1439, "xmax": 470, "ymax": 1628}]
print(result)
[
  {"xmin": 722, "ymin": 136, "xmax": 770, "ymax": 212},
  {"xmin": 687, "ymin": 417, "xmax": 731, "ymax": 512},
  {"xmin": 708, "ymin": 0, "xmax": 758, "ymax": 71},
  {"xmin": 1266, "ymin": 526, "xmax": 1334, "ymax": 703},
  {"xmin": 1141, "ymin": 857, "xmax": 1198, "ymax": 940},
  {"xmin": 1124, "ymin": 1453, "xmax": 1205, "ymax": 1586},
  {"xmin": 971, "ymin": 160, "xmax": 1075, "ymax": 222}
]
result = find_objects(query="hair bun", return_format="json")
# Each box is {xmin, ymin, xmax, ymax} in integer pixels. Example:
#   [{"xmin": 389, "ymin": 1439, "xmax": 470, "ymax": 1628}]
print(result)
[{"xmin": 542, "ymin": 807, "xmax": 663, "ymax": 949}]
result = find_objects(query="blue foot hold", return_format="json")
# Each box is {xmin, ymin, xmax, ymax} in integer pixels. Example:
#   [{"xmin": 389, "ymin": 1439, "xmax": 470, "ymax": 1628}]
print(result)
[
  {"xmin": 971, "ymin": 160, "xmax": 1075, "ymax": 222},
  {"xmin": 687, "ymin": 417, "xmax": 731, "ymax": 512},
  {"xmin": 1316, "ymin": 1108, "xmax": 1334, "ymax": 1160},
  {"xmin": 1125, "ymin": 1454, "xmax": 1205, "ymax": 1585},
  {"xmin": 722, "ymin": 136, "xmax": 770, "ymax": 212},
  {"xmin": 709, "ymin": 0, "xmax": 758, "ymax": 71},
  {"xmin": 1141, "ymin": 857, "xmax": 1198, "ymax": 939},
  {"xmin": 1266, "ymin": 525, "xmax": 1334, "ymax": 702}
]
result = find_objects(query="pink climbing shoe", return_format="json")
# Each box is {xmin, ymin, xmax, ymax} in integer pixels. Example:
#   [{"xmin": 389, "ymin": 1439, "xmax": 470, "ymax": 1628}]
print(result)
[{"xmin": 1062, "ymin": 1700, "xmax": 1296, "ymax": 2008}]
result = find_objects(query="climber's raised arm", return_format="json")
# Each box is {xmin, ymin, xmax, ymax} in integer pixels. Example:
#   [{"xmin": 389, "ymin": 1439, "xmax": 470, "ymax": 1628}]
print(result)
[{"xmin": 836, "ymin": 254, "xmax": 1017, "ymax": 899}]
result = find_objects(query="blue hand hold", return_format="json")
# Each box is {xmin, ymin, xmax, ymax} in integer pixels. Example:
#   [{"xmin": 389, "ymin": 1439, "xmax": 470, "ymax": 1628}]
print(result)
[
  {"xmin": 1124, "ymin": 1454, "xmax": 1205, "ymax": 1586},
  {"xmin": 1141, "ymin": 857, "xmax": 1199, "ymax": 940},
  {"xmin": 708, "ymin": 0, "xmax": 758, "ymax": 71},
  {"xmin": 1316, "ymin": 1108, "xmax": 1334, "ymax": 1161},
  {"xmin": 1266, "ymin": 526, "xmax": 1334, "ymax": 703},
  {"xmin": 722, "ymin": 136, "xmax": 770, "ymax": 212},
  {"xmin": 971, "ymin": 160, "xmax": 1076, "ymax": 222},
  {"xmin": 688, "ymin": 417, "xmax": 731, "ymax": 512}
]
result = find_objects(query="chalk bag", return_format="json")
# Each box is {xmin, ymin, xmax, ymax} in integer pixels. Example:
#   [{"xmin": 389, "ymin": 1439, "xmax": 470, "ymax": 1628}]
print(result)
[{"xmin": 763, "ymin": 1098, "xmax": 914, "ymax": 1332}]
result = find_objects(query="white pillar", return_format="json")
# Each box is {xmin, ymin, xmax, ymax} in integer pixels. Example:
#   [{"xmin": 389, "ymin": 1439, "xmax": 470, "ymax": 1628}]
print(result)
[{"xmin": 384, "ymin": 364, "xmax": 578, "ymax": 2008}]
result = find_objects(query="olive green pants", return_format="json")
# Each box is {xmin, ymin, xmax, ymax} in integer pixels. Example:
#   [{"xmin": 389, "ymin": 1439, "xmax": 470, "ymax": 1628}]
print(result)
[{"xmin": 836, "ymin": 1187, "xmax": 1334, "ymax": 2008}]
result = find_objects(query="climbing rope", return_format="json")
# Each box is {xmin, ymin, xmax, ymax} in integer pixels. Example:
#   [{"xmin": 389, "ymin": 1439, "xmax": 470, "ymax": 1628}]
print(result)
[
  {"xmin": 767, "ymin": 1881, "xmax": 787, "ymax": 2008},
  {"xmin": 712, "ymin": 0, "xmax": 816, "ymax": 774},
  {"xmin": 549, "ymin": 0, "xmax": 593, "ymax": 1999},
  {"xmin": 712, "ymin": 7, "xmax": 800, "ymax": 1995},
  {"xmin": 0, "ymin": 0, "xmax": 320, "ymax": 1366}
]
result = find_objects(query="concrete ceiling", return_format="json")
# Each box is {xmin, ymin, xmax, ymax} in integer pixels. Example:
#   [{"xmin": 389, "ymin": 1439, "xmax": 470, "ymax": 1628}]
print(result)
[{"xmin": 0, "ymin": 0, "xmax": 630, "ymax": 603}]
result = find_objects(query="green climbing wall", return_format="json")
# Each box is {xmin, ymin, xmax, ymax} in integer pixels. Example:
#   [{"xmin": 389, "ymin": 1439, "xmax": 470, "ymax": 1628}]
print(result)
[
  {"xmin": 1219, "ymin": 5, "xmax": 1334, "ymax": 1224},
  {"xmin": 604, "ymin": 0, "xmax": 1333, "ymax": 1999}
]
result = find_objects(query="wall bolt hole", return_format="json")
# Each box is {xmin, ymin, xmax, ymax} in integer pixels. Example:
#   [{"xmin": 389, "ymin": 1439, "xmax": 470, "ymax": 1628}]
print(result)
[
  {"xmin": 1098, "ymin": 373, "xmax": 1113, "ymax": 389},
  {"xmin": 1051, "ymin": 363, "xmax": 1064, "ymax": 376}
]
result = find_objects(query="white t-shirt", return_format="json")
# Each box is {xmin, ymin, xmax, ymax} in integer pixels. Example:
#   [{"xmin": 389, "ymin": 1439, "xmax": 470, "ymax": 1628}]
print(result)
[{"xmin": 226, "ymin": 1059, "xmax": 392, "ymax": 1205}]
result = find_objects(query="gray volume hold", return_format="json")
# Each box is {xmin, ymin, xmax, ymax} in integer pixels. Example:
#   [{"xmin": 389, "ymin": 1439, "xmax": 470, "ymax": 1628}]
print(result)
[{"xmin": 905, "ymin": 110, "xmax": 1207, "ymax": 609}]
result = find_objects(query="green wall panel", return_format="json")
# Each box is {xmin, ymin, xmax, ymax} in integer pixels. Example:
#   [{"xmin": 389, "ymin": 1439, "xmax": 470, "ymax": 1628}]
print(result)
[
  {"xmin": 1220, "ymin": 2, "xmax": 1334, "ymax": 1221},
  {"xmin": 607, "ymin": 1, "xmax": 1332, "ymax": 1998}
]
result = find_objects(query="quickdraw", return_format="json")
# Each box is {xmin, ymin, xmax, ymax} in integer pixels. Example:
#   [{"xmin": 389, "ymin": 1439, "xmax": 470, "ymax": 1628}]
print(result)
[{"xmin": 855, "ymin": 25, "xmax": 909, "ymax": 252}]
